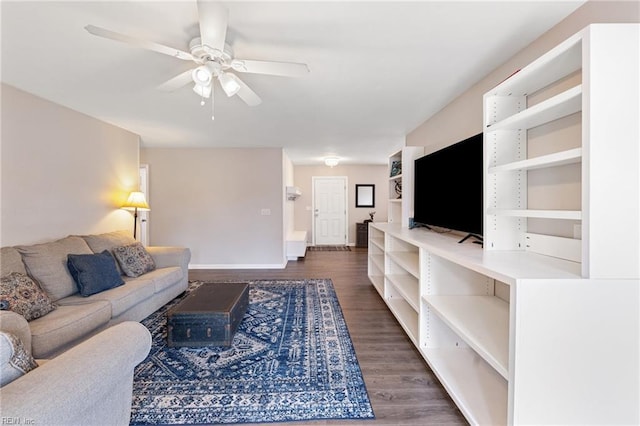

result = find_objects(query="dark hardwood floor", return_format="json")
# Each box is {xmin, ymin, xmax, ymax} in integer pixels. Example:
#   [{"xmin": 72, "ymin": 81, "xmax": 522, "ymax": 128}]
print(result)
[{"xmin": 189, "ymin": 248, "xmax": 468, "ymax": 426}]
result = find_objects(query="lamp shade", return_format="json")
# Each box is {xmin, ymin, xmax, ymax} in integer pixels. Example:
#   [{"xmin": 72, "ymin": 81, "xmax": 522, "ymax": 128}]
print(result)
[{"xmin": 122, "ymin": 191, "xmax": 150, "ymax": 211}]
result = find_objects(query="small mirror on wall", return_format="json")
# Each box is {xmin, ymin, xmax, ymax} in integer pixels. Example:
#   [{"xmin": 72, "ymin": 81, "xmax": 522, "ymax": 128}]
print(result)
[{"xmin": 355, "ymin": 184, "xmax": 375, "ymax": 208}]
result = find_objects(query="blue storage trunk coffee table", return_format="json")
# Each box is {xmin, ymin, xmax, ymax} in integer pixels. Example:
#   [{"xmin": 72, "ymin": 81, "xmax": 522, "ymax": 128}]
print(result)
[{"xmin": 167, "ymin": 282, "xmax": 249, "ymax": 347}]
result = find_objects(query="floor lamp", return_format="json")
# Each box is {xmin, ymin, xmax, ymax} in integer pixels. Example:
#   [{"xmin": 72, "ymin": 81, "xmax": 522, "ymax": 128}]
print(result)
[{"xmin": 122, "ymin": 191, "xmax": 150, "ymax": 239}]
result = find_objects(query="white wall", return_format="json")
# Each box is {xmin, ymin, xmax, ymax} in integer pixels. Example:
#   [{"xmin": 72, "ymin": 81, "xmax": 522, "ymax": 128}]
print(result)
[
  {"xmin": 293, "ymin": 164, "xmax": 388, "ymax": 245},
  {"xmin": 283, "ymin": 152, "xmax": 295, "ymax": 240},
  {"xmin": 0, "ymin": 84, "xmax": 140, "ymax": 246},
  {"xmin": 140, "ymin": 147, "xmax": 285, "ymax": 268}
]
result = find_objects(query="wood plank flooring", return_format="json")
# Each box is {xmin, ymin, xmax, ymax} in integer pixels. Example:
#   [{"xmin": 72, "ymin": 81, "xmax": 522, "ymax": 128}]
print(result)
[{"xmin": 189, "ymin": 248, "xmax": 468, "ymax": 425}]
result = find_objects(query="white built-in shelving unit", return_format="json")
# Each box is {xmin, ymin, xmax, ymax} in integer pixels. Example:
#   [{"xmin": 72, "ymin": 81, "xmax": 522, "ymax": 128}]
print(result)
[
  {"xmin": 483, "ymin": 24, "xmax": 639, "ymax": 279},
  {"xmin": 387, "ymin": 147, "xmax": 424, "ymax": 227},
  {"xmin": 368, "ymin": 24, "xmax": 639, "ymax": 425}
]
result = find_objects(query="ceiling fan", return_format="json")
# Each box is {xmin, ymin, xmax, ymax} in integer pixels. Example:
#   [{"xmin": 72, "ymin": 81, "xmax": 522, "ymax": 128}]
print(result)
[{"xmin": 85, "ymin": 1, "xmax": 309, "ymax": 120}]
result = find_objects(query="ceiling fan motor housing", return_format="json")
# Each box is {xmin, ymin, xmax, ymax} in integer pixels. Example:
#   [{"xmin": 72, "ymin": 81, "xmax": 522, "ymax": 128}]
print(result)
[{"xmin": 189, "ymin": 37, "xmax": 233, "ymax": 67}]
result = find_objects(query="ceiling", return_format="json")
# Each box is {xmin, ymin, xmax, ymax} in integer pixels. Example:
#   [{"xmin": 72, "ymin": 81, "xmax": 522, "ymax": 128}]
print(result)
[{"xmin": 1, "ymin": 1, "xmax": 585, "ymax": 165}]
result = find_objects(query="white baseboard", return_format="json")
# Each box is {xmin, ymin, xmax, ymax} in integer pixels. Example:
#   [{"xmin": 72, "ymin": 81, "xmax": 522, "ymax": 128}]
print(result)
[{"xmin": 189, "ymin": 262, "xmax": 287, "ymax": 270}]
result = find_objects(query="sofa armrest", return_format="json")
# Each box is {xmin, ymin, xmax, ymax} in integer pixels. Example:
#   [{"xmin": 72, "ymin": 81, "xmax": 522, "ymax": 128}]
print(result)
[
  {"xmin": 0, "ymin": 321, "xmax": 151, "ymax": 425},
  {"xmin": 146, "ymin": 246, "xmax": 191, "ymax": 270},
  {"xmin": 0, "ymin": 311, "xmax": 31, "ymax": 354}
]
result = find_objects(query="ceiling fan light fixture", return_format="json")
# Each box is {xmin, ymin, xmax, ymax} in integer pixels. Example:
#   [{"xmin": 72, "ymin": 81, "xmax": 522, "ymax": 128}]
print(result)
[
  {"xmin": 192, "ymin": 65, "xmax": 212, "ymax": 86},
  {"xmin": 218, "ymin": 72, "xmax": 241, "ymax": 97},
  {"xmin": 192, "ymin": 82, "xmax": 212, "ymax": 98}
]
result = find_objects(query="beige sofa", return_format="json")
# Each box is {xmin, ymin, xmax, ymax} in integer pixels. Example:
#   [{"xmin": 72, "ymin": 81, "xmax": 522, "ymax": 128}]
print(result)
[
  {"xmin": 0, "ymin": 230, "xmax": 190, "ymax": 424},
  {"xmin": 0, "ymin": 320, "xmax": 151, "ymax": 425},
  {"xmin": 0, "ymin": 230, "xmax": 190, "ymax": 358}
]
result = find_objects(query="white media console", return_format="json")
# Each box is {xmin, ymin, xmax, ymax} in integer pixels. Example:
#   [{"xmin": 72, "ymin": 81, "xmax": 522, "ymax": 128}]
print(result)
[{"xmin": 368, "ymin": 24, "xmax": 639, "ymax": 425}]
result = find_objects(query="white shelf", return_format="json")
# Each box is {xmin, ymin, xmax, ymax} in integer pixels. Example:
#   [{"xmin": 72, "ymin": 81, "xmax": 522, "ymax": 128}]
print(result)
[
  {"xmin": 387, "ymin": 274, "xmax": 419, "ymax": 312},
  {"xmin": 368, "ymin": 274, "xmax": 384, "ymax": 295},
  {"xmin": 422, "ymin": 348, "xmax": 508, "ymax": 426},
  {"xmin": 387, "ymin": 251, "xmax": 419, "ymax": 278},
  {"xmin": 369, "ymin": 254, "xmax": 384, "ymax": 273},
  {"xmin": 424, "ymin": 295, "xmax": 509, "ymax": 378},
  {"xmin": 375, "ymin": 223, "xmax": 582, "ymax": 284},
  {"xmin": 387, "ymin": 146, "xmax": 424, "ymax": 227},
  {"xmin": 487, "ymin": 209, "xmax": 582, "ymax": 220},
  {"xmin": 387, "ymin": 296, "xmax": 418, "ymax": 344},
  {"xmin": 489, "ymin": 148, "xmax": 582, "ymax": 173},
  {"xmin": 370, "ymin": 236, "xmax": 385, "ymax": 250},
  {"xmin": 487, "ymin": 85, "xmax": 581, "ymax": 132},
  {"xmin": 487, "ymin": 33, "xmax": 581, "ymax": 97}
]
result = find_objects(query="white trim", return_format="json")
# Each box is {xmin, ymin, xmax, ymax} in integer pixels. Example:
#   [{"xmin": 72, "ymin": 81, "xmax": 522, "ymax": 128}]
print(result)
[
  {"xmin": 139, "ymin": 164, "xmax": 150, "ymax": 246},
  {"xmin": 189, "ymin": 262, "xmax": 287, "ymax": 270}
]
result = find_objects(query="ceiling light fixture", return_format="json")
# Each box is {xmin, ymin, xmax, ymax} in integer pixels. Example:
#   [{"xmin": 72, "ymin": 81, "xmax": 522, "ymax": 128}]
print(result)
[
  {"xmin": 192, "ymin": 83, "xmax": 212, "ymax": 99},
  {"xmin": 324, "ymin": 157, "xmax": 340, "ymax": 167},
  {"xmin": 218, "ymin": 72, "xmax": 241, "ymax": 97},
  {"xmin": 192, "ymin": 65, "xmax": 212, "ymax": 86}
]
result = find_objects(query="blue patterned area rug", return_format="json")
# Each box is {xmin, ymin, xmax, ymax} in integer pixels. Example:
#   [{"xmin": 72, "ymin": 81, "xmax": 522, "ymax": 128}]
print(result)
[{"xmin": 130, "ymin": 279, "xmax": 375, "ymax": 425}]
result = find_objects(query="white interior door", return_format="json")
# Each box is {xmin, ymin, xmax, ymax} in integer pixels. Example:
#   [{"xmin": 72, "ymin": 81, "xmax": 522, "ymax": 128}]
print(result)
[
  {"xmin": 139, "ymin": 164, "xmax": 149, "ymax": 246},
  {"xmin": 313, "ymin": 176, "xmax": 347, "ymax": 245}
]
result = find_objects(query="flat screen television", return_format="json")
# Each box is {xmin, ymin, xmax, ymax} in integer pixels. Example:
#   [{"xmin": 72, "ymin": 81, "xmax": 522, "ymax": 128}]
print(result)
[{"xmin": 413, "ymin": 133, "xmax": 483, "ymax": 241}]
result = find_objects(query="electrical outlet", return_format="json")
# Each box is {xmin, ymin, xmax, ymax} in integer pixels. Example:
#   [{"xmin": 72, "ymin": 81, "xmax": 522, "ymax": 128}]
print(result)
[{"xmin": 261, "ymin": 208, "xmax": 271, "ymax": 216}]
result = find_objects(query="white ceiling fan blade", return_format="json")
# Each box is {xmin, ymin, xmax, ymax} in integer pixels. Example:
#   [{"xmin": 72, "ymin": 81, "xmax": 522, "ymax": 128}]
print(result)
[
  {"xmin": 196, "ymin": 1, "xmax": 228, "ymax": 54},
  {"xmin": 157, "ymin": 69, "xmax": 194, "ymax": 91},
  {"xmin": 231, "ymin": 59, "xmax": 310, "ymax": 77},
  {"xmin": 233, "ymin": 75, "xmax": 262, "ymax": 106},
  {"xmin": 85, "ymin": 25, "xmax": 193, "ymax": 61}
]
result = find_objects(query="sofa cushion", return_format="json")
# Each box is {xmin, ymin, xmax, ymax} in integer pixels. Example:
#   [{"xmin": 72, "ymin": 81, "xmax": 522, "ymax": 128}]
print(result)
[
  {"xmin": 0, "ymin": 272, "xmax": 57, "ymax": 321},
  {"xmin": 0, "ymin": 331, "xmax": 38, "ymax": 386},
  {"xmin": 0, "ymin": 247, "xmax": 27, "ymax": 276},
  {"xmin": 16, "ymin": 236, "xmax": 93, "ymax": 302},
  {"xmin": 67, "ymin": 251, "xmax": 124, "ymax": 297},
  {"xmin": 59, "ymin": 279, "xmax": 155, "ymax": 318},
  {"xmin": 79, "ymin": 230, "xmax": 136, "ymax": 274},
  {"xmin": 130, "ymin": 266, "xmax": 183, "ymax": 293},
  {"xmin": 29, "ymin": 302, "xmax": 111, "ymax": 358},
  {"xmin": 113, "ymin": 243, "xmax": 156, "ymax": 278}
]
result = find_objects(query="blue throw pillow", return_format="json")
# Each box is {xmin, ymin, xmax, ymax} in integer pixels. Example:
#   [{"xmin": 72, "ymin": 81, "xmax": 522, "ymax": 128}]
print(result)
[{"xmin": 67, "ymin": 250, "xmax": 124, "ymax": 297}]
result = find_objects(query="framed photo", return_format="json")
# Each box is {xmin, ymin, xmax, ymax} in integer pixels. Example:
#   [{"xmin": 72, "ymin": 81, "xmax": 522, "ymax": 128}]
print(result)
[{"xmin": 355, "ymin": 184, "xmax": 375, "ymax": 208}]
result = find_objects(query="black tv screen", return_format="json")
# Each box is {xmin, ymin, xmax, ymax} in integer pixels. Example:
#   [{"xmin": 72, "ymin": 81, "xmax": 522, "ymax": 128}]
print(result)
[{"xmin": 413, "ymin": 133, "xmax": 483, "ymax": 237}]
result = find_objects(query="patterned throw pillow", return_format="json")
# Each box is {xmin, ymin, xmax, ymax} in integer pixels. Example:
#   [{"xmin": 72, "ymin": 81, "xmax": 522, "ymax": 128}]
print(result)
[
  {"xmin": 0, "ymin": 331, "xmax": 38, "ymax": 386},
  {"xmin": 112, "ymin": 242, "xmax": 156, "ymax": 278},
  {"xmin": 0, "ymin": 272, "xmax": 56, "ymax": 321}
]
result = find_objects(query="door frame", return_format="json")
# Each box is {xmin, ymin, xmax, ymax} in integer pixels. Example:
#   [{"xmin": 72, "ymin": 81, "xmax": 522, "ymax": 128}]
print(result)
[
  {"xmin": 139, "ymin": 164, "xmax": 150, "ymax": 246},
  {"xmin": 311, "ymin": 176, "xmax": 348, "ymax": 246}
]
